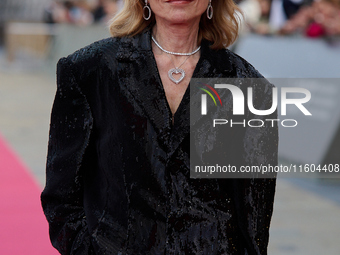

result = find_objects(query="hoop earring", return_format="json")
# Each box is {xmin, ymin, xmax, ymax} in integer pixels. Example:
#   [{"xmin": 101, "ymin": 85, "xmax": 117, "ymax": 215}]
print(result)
[
  {"xmin": 207, "ymin": 0, "xmax": 213, "ymax": 20},
  {"xmin": 143, "ymin": 0, "xmax": 151, "ymax": 20}
]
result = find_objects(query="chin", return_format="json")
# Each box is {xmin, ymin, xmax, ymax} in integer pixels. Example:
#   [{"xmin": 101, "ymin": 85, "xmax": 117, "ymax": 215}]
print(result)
[
  {"xmin": 168, "ymin": 16, "xmax": 191, "ymax": 24},
  {"xmin": 165, "ymin": 11, "xmax": 200, "ymax": 24}
]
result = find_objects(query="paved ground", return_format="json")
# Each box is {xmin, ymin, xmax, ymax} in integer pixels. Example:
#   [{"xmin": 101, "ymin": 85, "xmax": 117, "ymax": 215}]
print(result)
[
  {"xmin": 0, "ymin": 69, "xmax": 55, "ymax": 186},
  {"xmin": 1, "ymin": 42, "xmax": 340, "ymax": 254}
]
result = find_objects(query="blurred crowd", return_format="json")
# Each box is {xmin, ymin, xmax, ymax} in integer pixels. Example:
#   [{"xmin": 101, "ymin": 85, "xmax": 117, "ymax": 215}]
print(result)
[
  {"xmin": 239, "ymin": 0, "xmax": 340, "ymax": 37},
  {"xmin": 43, "ymin": 0, "xmax": 121, "ymax": 25},
  {"xmin": 41, "ymin": 0, "xmax": 340, "ymax": 38}
]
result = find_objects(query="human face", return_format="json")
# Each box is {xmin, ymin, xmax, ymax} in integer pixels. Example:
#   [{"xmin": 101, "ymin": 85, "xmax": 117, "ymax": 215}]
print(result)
[{"xmin": 148, "ymin": 0, "xmax": 209, "ymax": 24}]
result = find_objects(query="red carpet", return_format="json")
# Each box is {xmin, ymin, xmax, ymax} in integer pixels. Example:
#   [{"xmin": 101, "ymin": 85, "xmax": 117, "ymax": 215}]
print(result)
[{"xmin": 0, "ymin": 134, "xmax": 59, "ymax": 254}]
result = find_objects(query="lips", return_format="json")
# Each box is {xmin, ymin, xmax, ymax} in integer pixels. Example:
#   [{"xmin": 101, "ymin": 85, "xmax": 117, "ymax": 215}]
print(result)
[{"xmin": 166, "ymin": 0, "xmax": 194, "ymax": 3}]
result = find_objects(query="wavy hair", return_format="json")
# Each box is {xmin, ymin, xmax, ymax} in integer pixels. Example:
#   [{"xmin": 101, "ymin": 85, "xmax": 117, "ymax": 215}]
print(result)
[{"xmin": 109, "ymin": 0, "xmax": 242, "ymax": 49}]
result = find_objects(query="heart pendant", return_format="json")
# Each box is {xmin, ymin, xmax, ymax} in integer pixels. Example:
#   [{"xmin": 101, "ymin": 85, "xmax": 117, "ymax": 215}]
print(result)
[{"xmin": 168, "ymin": 68, "xmax": 185, "ymax": 84}]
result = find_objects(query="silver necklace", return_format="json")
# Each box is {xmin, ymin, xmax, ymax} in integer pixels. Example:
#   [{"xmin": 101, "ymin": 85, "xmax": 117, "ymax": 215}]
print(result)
[
  {"xmin": 152, "ymin": 36, "xmax": 200, "ymax": 84},
  {"xmin": 151, "ymin": 36, "xmax": 201, "ymax": 56}
]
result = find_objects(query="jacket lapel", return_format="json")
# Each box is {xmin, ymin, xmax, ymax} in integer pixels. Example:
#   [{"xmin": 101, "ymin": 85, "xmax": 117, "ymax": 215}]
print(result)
[
  {"xmin": 115, "ymin": 28, "xmax": 235, "ymax": 157},
  {"xmin": 116, "ymin": 28, "xmax": 172, "ymax": 144},
  {"xmin": 168, "ymin": 40, "xmax": 235, "ymax": 157}
]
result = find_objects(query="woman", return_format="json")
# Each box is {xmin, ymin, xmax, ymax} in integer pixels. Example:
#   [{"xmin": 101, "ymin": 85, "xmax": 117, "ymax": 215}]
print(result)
[{"xmin": 41, "ymin": 0, "xmax": 278, "ymax": 254}]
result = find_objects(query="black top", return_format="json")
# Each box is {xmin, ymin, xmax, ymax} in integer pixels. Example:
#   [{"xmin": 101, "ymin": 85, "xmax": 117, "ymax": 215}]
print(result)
[{"xmin": 41, "ymin": 27, "xmax": 278, "ymax": 255}]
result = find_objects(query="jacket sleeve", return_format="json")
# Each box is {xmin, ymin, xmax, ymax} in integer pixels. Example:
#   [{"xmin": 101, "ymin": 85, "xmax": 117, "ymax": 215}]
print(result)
[
  {"xmin": 41, "ymin": 57, "xmax": 95, "ymax": 255},
  {"xmin": 233, "ymin": 82, "xmax": 278, "ymax": 255}
]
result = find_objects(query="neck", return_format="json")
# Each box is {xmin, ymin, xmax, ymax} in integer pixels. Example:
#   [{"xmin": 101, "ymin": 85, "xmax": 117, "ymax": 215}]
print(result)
[{"xmin": 152, "ymin": 20, "xmax": 200, "ymax": 54}]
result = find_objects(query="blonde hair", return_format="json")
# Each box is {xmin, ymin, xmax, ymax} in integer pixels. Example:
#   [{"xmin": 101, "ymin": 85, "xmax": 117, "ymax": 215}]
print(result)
[{"xmin": 109, "ymin": 0, "xmax": 242, "ymax": 49}]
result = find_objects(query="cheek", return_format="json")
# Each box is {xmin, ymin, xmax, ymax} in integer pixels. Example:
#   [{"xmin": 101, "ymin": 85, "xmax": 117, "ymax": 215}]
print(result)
[
  {"xmin": 148, "ymin": 0, "xmax": 163, "ymax": 16},
  {"xmin": 148, "ymin": 0, "xmax": 160, "ymax": 9},
  {"xmin": 197, "ymin": 1, "xmax": 209, "ymax": 15}
]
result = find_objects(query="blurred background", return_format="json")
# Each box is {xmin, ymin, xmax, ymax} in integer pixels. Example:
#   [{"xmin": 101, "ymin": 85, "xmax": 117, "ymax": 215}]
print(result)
[{"xmin": 0, "ymin": 0, "xmax": 340, "ymax": 254}]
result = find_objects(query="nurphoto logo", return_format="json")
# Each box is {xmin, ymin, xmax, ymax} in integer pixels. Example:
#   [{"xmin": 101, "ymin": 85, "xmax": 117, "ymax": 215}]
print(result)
[{"xmin": 200, "ymin": 83, "xmax": 312, "ymax": 128}]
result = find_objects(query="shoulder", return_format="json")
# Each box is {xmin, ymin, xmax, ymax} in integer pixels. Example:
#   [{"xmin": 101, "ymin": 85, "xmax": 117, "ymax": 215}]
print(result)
[
  {"xmin": 204, "ymin": 41, "xmax": 264, "ymax": 79},
  {"xmin": 222, "ymin": 50, "xmax": 275, "ymax": 94},
  {"xmin": 55, "ymin": 36, "xmax": 127, "ymax": 99},
  {"xmin": 204, "ymin": 44, "xmax": 274, "ymax": 98},
  {"xmin": 57, "ymin": 36, "xmax": 122, "ymax": 81},
  {"xmin": 226, "ymin": 49, "xmax": 264, "ymax": 78},
  {"xmin": 222, "ymin": 50, "xmax": 275, "ymax": 99}
]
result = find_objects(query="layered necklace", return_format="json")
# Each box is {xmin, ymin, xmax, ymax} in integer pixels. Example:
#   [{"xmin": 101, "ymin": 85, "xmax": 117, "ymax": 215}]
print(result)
[{"xmin": 151, "ymin": 36, "xmax": 201, "ymax": 84}]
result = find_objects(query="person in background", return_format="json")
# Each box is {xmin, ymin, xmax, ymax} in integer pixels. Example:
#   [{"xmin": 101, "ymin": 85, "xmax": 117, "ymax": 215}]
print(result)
[
  {"xmin": 92, "ymin": 0, "xmax": 106, "ymax": 22},
  {"xmin": 280, "ymin": 0, "xmax": 340, "ymax": 37},
  {"xmin": 283, "ymin": 0, "xmax": 305, "ymax": 19},
  {"xmin": 239, "ymin": 0, "xmax": 273, "ymax": 34},
  {"xmin": 95, "ymin": 0, "xmax": 120, "ymax": 23},
  {"xmin": 43, "ymin": 0, "xmax": 94, "ymax": 25}
]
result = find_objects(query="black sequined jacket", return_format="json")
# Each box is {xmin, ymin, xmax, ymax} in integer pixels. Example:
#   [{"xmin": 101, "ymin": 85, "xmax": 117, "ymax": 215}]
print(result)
[{"xmin": 41, "ymin": 27, "xmax": 278, "ymax": 255}]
